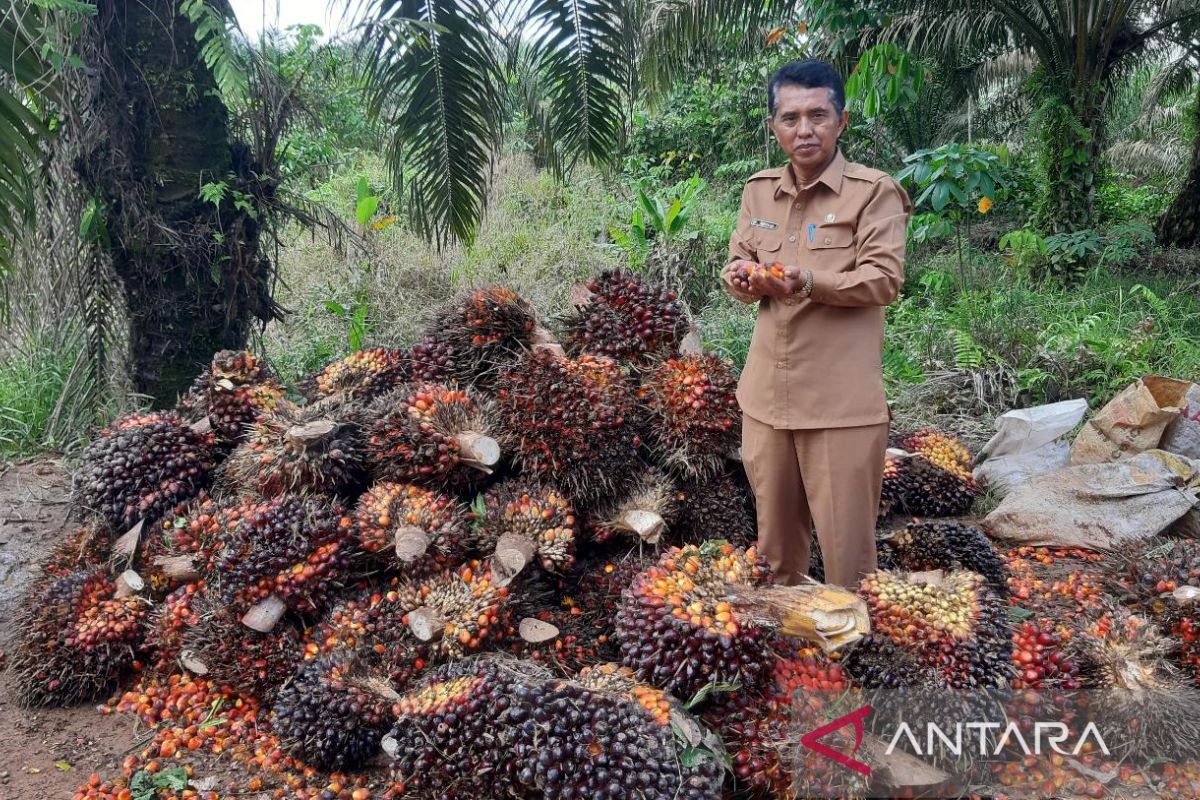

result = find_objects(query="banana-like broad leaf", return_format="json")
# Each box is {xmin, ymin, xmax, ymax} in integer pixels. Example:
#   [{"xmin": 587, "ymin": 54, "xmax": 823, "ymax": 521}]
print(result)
[
  {"xmin": 359, "ymin": 0, "xmax": 507, "ymax": 247},
  {"xmin": 525, "ymin": 0, "xmax": 630, "ymax": 176}
]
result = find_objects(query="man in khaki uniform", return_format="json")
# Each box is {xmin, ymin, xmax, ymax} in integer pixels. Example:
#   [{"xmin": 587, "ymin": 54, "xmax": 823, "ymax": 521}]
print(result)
[{"xmin": 722, "ymin": 60, "xmax": 910, "ymax": 588}]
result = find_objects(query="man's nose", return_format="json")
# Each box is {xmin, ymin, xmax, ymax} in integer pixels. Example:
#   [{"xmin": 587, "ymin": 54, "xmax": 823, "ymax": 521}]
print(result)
[{"xmin": 796, "ymin": 117, "xmax": 814, "ymax": 137}]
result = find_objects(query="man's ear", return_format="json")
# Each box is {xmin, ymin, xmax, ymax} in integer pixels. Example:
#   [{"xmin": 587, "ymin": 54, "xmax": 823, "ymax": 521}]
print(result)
[{"xmin": 837, "ymin": 108, "xmax": 850, "ymax": 137}]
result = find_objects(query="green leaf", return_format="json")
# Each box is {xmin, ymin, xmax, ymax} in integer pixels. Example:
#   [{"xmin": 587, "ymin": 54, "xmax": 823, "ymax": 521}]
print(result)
[
  {"xmin": 356, "ymin": 175, "xmax": 370, "ymax": 204},
  {"xmin": 54, "ymin": 761, "xmax": 72, "ymax": 771},
  {"xmin": 323, "ymin": 300, "xmax": 348, "ymax": 316},
  {"xmin": 356, "ymin": 195, "xmax": 379, "ymax": 226},
  {"xmin": 683, "ymin": 681, "xmax": 739, "ymax": 710},
  {"xmin": 930, "ymin": 182, "xmax": 950, "ymax": 211},
  {"xmin": 155, "ymin": 767, "xmax": 189, "ymax": 791}
]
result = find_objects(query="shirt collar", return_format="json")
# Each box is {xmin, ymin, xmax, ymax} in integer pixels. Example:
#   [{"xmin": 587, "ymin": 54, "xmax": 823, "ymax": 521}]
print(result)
[{"xmin": 775, "ymin": 149, "xmax": 846, "ymax": 199}]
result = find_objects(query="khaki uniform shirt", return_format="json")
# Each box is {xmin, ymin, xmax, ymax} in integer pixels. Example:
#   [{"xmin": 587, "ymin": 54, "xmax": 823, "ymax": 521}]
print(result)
[{"xmin": 727, "ymin": 150, "xmax": 911, "ymax": 429}]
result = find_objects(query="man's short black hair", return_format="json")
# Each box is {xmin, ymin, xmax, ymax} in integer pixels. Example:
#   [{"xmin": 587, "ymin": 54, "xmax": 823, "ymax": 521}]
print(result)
[{"xmin": 768, "ymin": 60, "xmax": 845, "ymax": 116}]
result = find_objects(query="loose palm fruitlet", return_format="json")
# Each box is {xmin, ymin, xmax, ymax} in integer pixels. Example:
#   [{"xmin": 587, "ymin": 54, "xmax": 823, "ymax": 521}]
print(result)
[
  {"xmin": 10, "ymin": 569, "xmax": 146, "ymax": 706},
  {"xmin": 1011, "ymin": 619, "xmax": 1080, "ymax": 691},
  {"xmin": 272, "ymin": 649, "xmax": 398, "ymax": 771},
  {"xmin": 354, "ymin": 482, "xmax": 471, "ymax": 575},
  {"xmin": 214, "ymin": 495, "xmax": 356, "ymax": 620},
  {"xmin": 847, "ymin": 569, "xmax": 1012, "ymax": 693},
  {"xmin": 179, "ymin": 596, "xmax": 302, "ymax": 701},
  {"xmin": 1074, "ymin": 607, "xmax": 1200, "ymax": 762},
  {"xmin": 584, "ymin": 466, "xmax": 679, "ymax": 545},
  {"xmin": 474, "ymin": 479, "xmax": 578, "ymax": 576},
  {"xmin": 224, "ymin": 398, "xmax": 366, "ymax": 499},
  {"xmin": 637, "ymin": 354, "xmax": 740, "ymax": 480},
  {"xmin": 494, "ymin": 351, "xmax": 641, "ymax": 504},
  {"xmin": 563, "ymin": 269, "xmax": 688, "ymax": 366},
  {"xmin": 671, "ymin": 464, "xmax": 756, "ymax": 548},
  {"xmin": 300, "ymin": 347, "xmax": 409, "ymax": 403},
  {"xmin": 403, "ymin": 561, "xmax": 511, "ymax": 662},
  {"xmin": 425, "ymin": 286, "xmax": 541, "ymax": 386},
  {"xmin": 366, "ymin": 383, "xmax": 500, "ymax": 492},
  {"xmin": 181, "ymin": 350, "xmax": 285, "ymax": 442},
  {"xmin": 386, "ymin": 656, "xmax": 723, "ymax": 800},
  {"xmin": 883, "ymin": 519, "xmax": 1007, "ymax": 595},
  {"xmin": 615, "ymin": 542, "xmax": 775, "ymax": 698},
  {"xmin": 74, "ymin": 411, "xmax": 220, "ymax": 530}
]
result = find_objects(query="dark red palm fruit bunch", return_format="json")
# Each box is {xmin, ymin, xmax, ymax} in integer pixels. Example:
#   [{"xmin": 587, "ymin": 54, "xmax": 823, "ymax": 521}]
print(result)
[
  {"xmin": 213, "ymin": 494, "xmax": 357, "ymax": 620},
  {"xmin": 671, "ymin": 463, "xmax": 757, "ymax": 548},
  {"xmin": 425, "ymin": 286, "xmax": 542, "ymax": 387},
  {"xmin": 636, "ymin": 353, "xmax": 740, "ymax": 480},
  {"xmin": 615, "ymin": 542, "xmax": 775, "ymax": 699},
  {"xmin": 353, "ymin": 481, "xmax": 471, "ymax": 576},
  {"xmin": 385, "ymin": 656, "xmax": 723, "ymax": 800},
  {"xmin": 880, "ymin": 428, "xmax": 980, "ymax": 518},
  {"xmin": 473, "ymin": 479, "xmax": 578, "ymax": 577},
  {"xmin": 563, "ymin": 269, "xmax": 688, "ymax": 366},
  {"xmin": 73, "ymin": 411, "xmax": 220, "ymax": 530},
  {"xmin": 223, "ymin": 398, "xmax": 366, "ymax": 499},
  {"xmin": 882, "ymin": 519, "xmax": 1008, "ymax": 595},
  {"xmin": 365, "ymin": 383, "xmax": 499, "ymax": 494},
  {"xmin": 155, "ymin": 493, "xmax": 265, "ymax": 580},
  {"xmin": 10, "ymin": 568, "xmax": 146, "ymax": 707},
  {"xmin": 582, "ymin": 466, "xmax": 679, "ymax": 545},
  {"xmin": 408, "ymin": 333, "xmax": 459, "ymax": 383},
  {"xmin": 493, "ymin": 350, "xmax": 641, "ymax": 505},
  {"xmin": 299, "ymin": 347, "xmax": 409, "ymax": 404},
  {"xmin": 699, "ymin": 644, "xmax": 858, "ymax": 800},
  {"xmin": 178, "ymin": 595, "xmax": 302, "ymax": 701},
  {"xmin": 271, "ymin": 649, "xmax": 398, "ymax": 772},
  {"xmin": 179, "ymin": 350, "xmax": 286, "ymax": 443},
  {"xmin": 143, "ymin": 580, "xmax": 206, "ymax": 673}
]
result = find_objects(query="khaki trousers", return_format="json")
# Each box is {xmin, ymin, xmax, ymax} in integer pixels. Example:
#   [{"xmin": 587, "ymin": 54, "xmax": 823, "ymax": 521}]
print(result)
[{"xmin": 741, "ymin": 413, "xmax": 887, "ymax": 588}]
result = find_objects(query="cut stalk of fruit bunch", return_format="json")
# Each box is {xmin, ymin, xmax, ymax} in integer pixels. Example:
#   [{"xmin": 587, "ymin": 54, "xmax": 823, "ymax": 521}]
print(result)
[
  {"xmin": 474, "ymin": 479, "xmax": 578, "ymax": 580},
  {"xmin": 583, "ymin": 466, "xmax": 679, "ymax": 545}
]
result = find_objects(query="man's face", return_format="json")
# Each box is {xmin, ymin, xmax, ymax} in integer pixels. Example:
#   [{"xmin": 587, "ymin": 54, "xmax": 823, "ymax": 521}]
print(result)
[{"xmin": 768, "ymin": 84, "xmax": 849, "ymax": 176}]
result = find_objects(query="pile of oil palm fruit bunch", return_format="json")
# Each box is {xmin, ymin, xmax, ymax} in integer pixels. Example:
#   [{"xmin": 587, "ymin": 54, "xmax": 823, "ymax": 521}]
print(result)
[{"xmin": 11, "ymin": 272, "xmax": 1200, "ymax": 800}]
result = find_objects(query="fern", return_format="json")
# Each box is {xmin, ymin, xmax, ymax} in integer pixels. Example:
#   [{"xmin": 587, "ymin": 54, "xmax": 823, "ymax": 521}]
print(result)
[
  {"xmin": 950, "ymin": 328, "xmax": 985, "ymax": 370},
  {"xmin": 180, "ymin": 0, "xmax": 247, "ymax": 104}
]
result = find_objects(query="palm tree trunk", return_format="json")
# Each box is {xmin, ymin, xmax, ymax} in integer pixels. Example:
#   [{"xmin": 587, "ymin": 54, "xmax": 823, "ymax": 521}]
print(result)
[
  {"xmin": 75, "ymin": 0, "xmax": 273, "ymax": 406},
  {"xmin": 1155, "ymin": 86, "xmax": 1200, "ymax": 249},
  {"xmin": 1033, "ymin": 88, "xmax": 1099, "ymax": 234}
]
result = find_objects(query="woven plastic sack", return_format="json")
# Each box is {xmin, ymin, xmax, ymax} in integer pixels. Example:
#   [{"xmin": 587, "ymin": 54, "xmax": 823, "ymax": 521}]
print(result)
[{"xmin": 973, "ymin": 399, "xmax": 1088, "ymax": 498}]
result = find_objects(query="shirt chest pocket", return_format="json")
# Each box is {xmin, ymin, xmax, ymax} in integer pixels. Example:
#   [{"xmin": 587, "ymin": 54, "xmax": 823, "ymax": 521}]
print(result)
[
  {"xmin": 751, "ymin": 229, "xmax": 784, "ymax": 262},
  {"xmin": 807, "ymin": 224, "xmax": 854, "ymax": 250}
]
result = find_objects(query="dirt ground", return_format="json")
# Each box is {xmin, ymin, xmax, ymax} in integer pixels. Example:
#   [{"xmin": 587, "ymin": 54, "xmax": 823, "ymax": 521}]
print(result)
[{"xmin": 0, "ymin": 458, "xmax": 143, "ymax": 800}]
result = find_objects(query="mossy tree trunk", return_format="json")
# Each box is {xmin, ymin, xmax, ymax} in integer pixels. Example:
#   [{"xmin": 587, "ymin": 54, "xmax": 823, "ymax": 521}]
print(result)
[
  {"xmin": 76, "ymin": 0, "xmax": 276, "ymax": 406},
  {"xmin": 1033, "ymin": 87, "xmax": 1101, "ymax": 235},
  {"xmin": 1156, "ymin": 86, "xmax": 1200, "ymax": 249}
]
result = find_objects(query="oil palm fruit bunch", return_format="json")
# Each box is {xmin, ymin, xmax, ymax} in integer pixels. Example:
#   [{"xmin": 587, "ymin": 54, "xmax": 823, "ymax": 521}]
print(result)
[
  {"xmin": 847, "ymin": 569, "xmax": 1012, "ymax": 694},
  {"xmin": 615, "ymin": 542, "xmax": 775, "ymax": 698},
  {"xmin": 10, "ymin": 569, "xmax": 146, "ymax": 706},
  {"xmin": 1120, "ymin": 538, "xmax": 1200, "ymax": 607},
  {"xmin": 272, "ymin": 649, "xmax": 398, "ymax": 771},
  {"xmin": 178, "ymin": 595, "xmax": 302, "ymax": 701},
  {"xmin": 386, "ymin": 655, "xmax": 723, "ymax": 800},
  {"xmin": 353, "ymin": 482, "xmax": 471, "ymax": 575},
  {"xmin": 155, "ymin": 494, "xmax": 264, "ymax": 580},
  {"xmin": 300, "ymin": 347, "xmax": 409, "ymax": 403},
  {"xmin": 181, "ymin": 350, "xmax": 285, "ymax": 443},
  {"xmin": 424, "ymin": 286, "xmax": 543, "ymax": 387},
  {"xmin": 144, "ymin": 580, "xmax": 206, "ymax": 673},
  {"xmin": 583, "ymin": 466, "xmax": 679, "ymax": 545},
  {"xmin": 637, "ymin": 354, "xmax": 739, "ymax": 479},
  {"xmin": 403, "ymin": 560, "xmax": 512, "ymax": 662},
  {"xmin": 563, "ymin": 269, "xmax": 687, "ymax": 366},
  {"xmin": 224, "ymin": 398, "xmax": 366, "ymax": 499},
  {"xmin": 408, "ymin": 333, "xmax": 459, "ymax": 383},
  {"xmin": 897, "ymin": 428, "xmax": 975, "ymax": 475},
  {"xmin": 1074, "ymin": 606, "xmax": 1200, "ymax": 762},
  {"xmin": 883, "ymin": 520, "xmax": 1007, "ymax": 595},
  {"xmin": 213, "ymin": 494, "xmax": 356, "ymax": 625},
  {"xmin": 671, "ymin": 463, "xmax": 757, "ymax": 548},
  {"xmin": 365, "ymin": 383, "xmax": 500, "ymax": 492},
  {"xmin": 701, "ymin": 645, "xmax": 859, "ymax": 799},
  {"xmin": 74, "ymin": 411, "xmax": 220, "ymax": 530},
  {"xmin": 474, "ymin": 479, "xmax": 578, "ymax": 578},
  {"xmin": 880, "ymin": 447, "xmax": 980, "ymax": 518},
  {"xmin": 494, "ymin": 350, "xmax": 641, "ymax": 504}
]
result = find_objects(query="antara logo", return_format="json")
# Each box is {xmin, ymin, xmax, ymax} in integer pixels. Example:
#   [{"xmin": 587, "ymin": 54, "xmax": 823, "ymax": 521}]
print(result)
[{"xmin": 799, "ymin": 704, "xmax": 872, "ymax": 777}]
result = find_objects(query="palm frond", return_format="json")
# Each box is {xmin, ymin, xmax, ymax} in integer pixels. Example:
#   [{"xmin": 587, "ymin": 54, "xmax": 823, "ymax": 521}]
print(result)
[
  {"xmin": 525, "ymin": 0, "xmax": 631, "ymax": 176},
  {"xmin": 357, "ymin": 0, "xmax": 508, "ymax": 248},
  {"xmin": 180, "ymin": 0, "xmax": 249, "ymax": 103},
  {"xmin": 1105, "ymin": 139, "xmax": 1189, "ymax": 180}
]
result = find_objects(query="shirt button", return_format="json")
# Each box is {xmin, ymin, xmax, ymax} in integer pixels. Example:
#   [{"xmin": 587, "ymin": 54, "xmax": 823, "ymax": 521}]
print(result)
[
  {"xmin": 775, "ymin": 361, "xmax": 786, "ymax": 369},
  {"xmin": 783, "ymin": 298, "xmax": 795, "ymax": 305},
  {"xmin": 788, "ymin": 235, "xmax": 796, "ymax": 242},
  {"xmin": 824, "ymin": 236, "xmax": 832, "ymax": 244}
]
